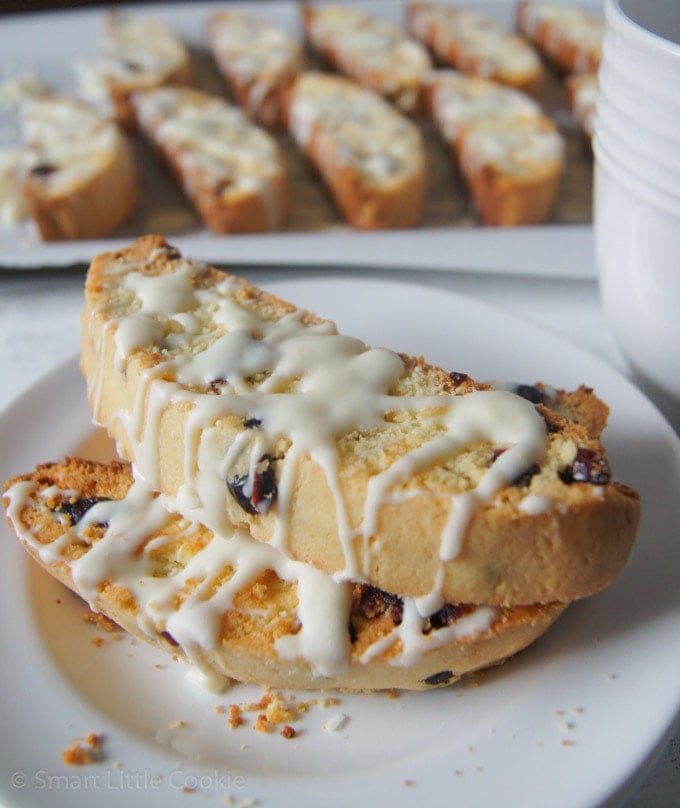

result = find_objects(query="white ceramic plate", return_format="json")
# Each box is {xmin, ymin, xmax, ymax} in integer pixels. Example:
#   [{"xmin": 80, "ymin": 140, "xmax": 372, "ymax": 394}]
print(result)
[
  {"xmin": 1, "ymin": 277, "xmax": 679, "ymax": 808},
  {"xmin": 0, "ymin": 0, "xmax": 597, "ymax": 278}
]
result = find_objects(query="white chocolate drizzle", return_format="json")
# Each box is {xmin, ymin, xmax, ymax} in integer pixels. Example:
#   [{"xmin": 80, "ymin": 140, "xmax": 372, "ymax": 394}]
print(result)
[{"xmin": 85, "ymin": 251, "xmax": 549, "ymax": 613}]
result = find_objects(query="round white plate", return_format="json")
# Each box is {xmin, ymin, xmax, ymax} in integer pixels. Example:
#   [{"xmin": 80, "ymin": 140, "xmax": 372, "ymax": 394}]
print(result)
[{"xmin": 1, "ymin": 277, "xmax": 679, "ymax": 808}]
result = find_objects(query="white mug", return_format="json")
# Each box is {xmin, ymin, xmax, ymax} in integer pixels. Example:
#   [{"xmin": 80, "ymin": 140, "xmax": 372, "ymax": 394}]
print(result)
[{"xmin": 595, "ymin": 0, "xmax": 680, "ymax": 428}]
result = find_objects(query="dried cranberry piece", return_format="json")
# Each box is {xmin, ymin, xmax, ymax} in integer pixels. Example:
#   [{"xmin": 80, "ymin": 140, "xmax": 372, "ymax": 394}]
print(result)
[
  {"xmin": 30, "ymin": 163, "xmax": 57, "ymax": 178},
  {"xmin": 54, "ymin": 497, "xmax": 111, "ymax": 526},
  {"xmin": 423, "ymin": 603, "xmax": 462, "ymax": 634},
  {"xmin": 559, "ymin": 447, "xmax": 611, "ymax": 485},
  {"xmin": 422, "ymin": 670, "xmax": 455, "ymax": 686},
  {"xmin": 449, "ymin": 371, "xmax": 470, "ymax": 386},
  {"xmin": 513, "ymin": 383, "xmax": 550, "ymax": 405},
  {"xmin": 226, "ymin": 454, "xmax": 277, "ymax": 515},
  {"xmin": 161, "ymin": 631, "xmax": 179, "ymax": 647},
  {"xmin": 358, "ymin": 585, "xmax": 404, "ymax": 625}
]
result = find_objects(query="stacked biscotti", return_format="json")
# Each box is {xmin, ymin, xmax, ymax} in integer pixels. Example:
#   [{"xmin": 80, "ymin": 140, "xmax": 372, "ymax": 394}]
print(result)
[{"xmin": 3, "ymin": 235, "xmax": 640, "ymax": 692}]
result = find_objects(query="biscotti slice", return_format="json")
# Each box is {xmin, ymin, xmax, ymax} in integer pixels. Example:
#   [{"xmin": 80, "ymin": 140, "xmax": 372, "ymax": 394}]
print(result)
[
  {"xmin": 423, "ymin": 70, "xmax": 564, "ymax": 225},
  {"xmin": 131, "ymin": 87, "xmax": 286, "ymax": 234},
  {"xmin": 301, "ymin": 4, "xmax": 432, "ymax": 115},
  {"xmin": 74, "ymin": 12, "xmax": 191, "ymax": 130},
  {"xmin": 408, "ymin": 2, "xmax": 544, "ymax": 96},
  {"xmin": 517, "ymin": 0, "xmax": 604, "ymax": 74},
  {"xmin": 81, "ymin": 235, "xmax": 640, "ymax": 609},
  {"xmin": 460, "ymin": 113, "xmax": 564, "ymax": 226},
  {"xmin": 207, "ymin": 10, "xmax": 302, "ymax": 129},
  {"xmin": 285, "ymin": 72, "xmax": 425, "ymax": 229},
  {"xmin": 19, "ymin": 95, "xmax": 138, "ymax": 241},
  {"xmin": 3, "ymin": 458, "xmax": 566, "ymax": 691}
]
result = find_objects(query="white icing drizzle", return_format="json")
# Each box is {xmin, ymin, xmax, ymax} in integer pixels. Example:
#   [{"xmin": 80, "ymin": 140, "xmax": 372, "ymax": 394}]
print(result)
[
  {"xmin": 518, "ymin": 493, "xmax": 552, "ymax": 515},
  {"xmin": 85, "ymin": 253, "xmax": 549, "ymax": 609},
  {"xmin": 4, "ymin": 478, "xmax": 497, "ymax": 678}
]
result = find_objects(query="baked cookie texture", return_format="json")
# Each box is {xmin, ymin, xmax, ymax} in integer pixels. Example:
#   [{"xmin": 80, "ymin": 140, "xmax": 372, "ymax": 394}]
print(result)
[
  {"xmin": 2, "ymin": 458, "xmax": 566, "ymax": 691},
  {"xmin": 285, "ymin": 71, "xmax": 426, "ymax": 229},
  {"xmin": 407, "ymin": 2, "xmax": 544, "ymax": 96},
  {"xmin": 81, "ymin": 236, "xmax": 640, "ymax": 609},
  {"xmin": 131, "ymin": 87, "xmax": 287, "ymax": 234},
  {"xmin": 20, "ymin": 96, "xmax": 138, "ymax": 241}
]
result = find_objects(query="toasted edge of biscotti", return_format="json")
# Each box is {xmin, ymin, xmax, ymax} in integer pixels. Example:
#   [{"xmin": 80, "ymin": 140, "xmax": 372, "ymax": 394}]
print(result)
[{"xmin": 3, "ymin": 457, "xmax": 567, "ymax": 692}]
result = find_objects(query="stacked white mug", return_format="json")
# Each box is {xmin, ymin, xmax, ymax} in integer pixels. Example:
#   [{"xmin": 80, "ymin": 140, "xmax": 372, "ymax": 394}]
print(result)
[{"xmin": 594, "ymin": 0, "xmax": 680, "ymax": 429}]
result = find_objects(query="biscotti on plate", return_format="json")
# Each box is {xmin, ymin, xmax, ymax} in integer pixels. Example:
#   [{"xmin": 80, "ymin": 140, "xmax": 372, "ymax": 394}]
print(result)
[
  {"xmin": 206, "ymin": 10, "xmax": 302, "ymax": 129},
  {"xmin": 74, "ymin": 12, "xmax": 191, "ymax": 130},
  {"xmin": 517, "ymin": 0, "xmax": 604, "ymax": 74},
  {"xmin": 407, "ymin": 2, "xmax": 544, "ymax": 96},
  {"xmin": 301, "ymin": 4, "xmax": 432, "ymax": 114},
  {"xmin": 423, "ymin": 70, "xmax": 564, "ymax": 226},
  {"xmin": 20, "ymin": 95, "xmax": 138, "ymax": 240},
  {"xmin": 81, "ymin": 235, "xmax": 640, "ymax": 609},
  {"xmin": 2, "ymin": 458, "xmax": 566, "ymax": 691},
  {"xmin": 285, "ymin": 72, "xmax": 425, "ymax": 229},
  {"xmin": 131, "ymin": 87, "xmax": 287, "ymax": 234}
]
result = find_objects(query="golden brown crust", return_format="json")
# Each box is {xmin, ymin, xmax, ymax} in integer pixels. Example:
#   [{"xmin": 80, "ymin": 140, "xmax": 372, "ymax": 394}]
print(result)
[
  {"xmin": 3, "ymin": 458, "xmax": 566, "ymax": 692},
  {"xmin": 81, "ymin": 237, "xmax": 640, "ymax": 608}
]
